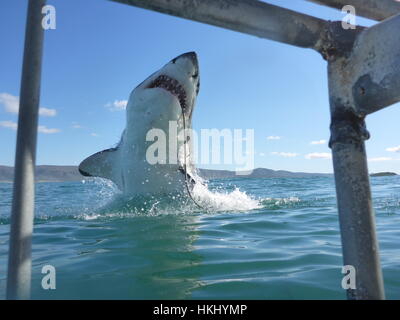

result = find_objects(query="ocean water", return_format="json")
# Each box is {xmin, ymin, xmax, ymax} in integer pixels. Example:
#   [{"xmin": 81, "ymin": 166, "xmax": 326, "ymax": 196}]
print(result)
[{"xmin": 0, "ymin": 176, "xmax": 399, "ymax": 299}]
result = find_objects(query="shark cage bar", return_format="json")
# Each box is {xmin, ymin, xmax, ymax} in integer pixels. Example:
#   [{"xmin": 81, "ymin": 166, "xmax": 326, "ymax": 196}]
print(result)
[
  {"xmin": 8, "ymin": 0, "xmax": 400, "ymax": 299},
  {"xmin": 7, "ymin": 0, "xmax": 46, "ymax": 300}
]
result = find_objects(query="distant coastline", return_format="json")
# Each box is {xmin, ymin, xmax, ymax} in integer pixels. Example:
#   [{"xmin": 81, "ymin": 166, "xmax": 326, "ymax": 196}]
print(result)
[
  {"xmin": 0, "ymin": 165, "xmax": 334, "ymax": 183},
  {"xmin": 370, "ymin": 172, "xmax": 398, "ymax": 177},
  {"xmin": 1, "ymin": 165, "xmax": 397, "ymax": 183}
]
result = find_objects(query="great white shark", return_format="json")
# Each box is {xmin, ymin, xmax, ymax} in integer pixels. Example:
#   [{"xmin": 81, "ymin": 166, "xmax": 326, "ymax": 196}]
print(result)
[{"xmin": 79, "ymin": 52, "xmax": 200, "ymax": 197}]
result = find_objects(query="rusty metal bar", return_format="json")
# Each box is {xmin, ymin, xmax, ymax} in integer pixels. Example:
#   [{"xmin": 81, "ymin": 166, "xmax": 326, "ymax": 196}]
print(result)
[
  {"xmin": 110, "ymin": 0, "xmax": 329, "ymax": 50},
  {"xmin": 306, "ymin": 0, "xmax": 400, "ymax": 21},
  {"xmin": 7, "ymin": 0, "xmax": 46, "ymax": 300}
]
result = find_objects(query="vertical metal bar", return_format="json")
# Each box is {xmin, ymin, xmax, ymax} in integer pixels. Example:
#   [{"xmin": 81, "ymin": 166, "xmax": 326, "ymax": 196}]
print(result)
[
  {"xmin": 7, "ymin": 0, "xmax": 46, "ymax": 300},
  {"xmin": 328, "ymin": 62, "xmax": 385, "ymax": 299},
  {"xmin": 331, "ymin": 140, "xmax": 385, "ymax": 299}
]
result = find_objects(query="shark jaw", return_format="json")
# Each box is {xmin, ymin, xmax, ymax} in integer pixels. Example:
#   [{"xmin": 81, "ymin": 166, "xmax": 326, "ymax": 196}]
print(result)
[
  {"xmin": 128, "ymin": 51, "xmax": 199, "ymax": 123},
  {"xmin": 147, "ymin": 75, "xmax": 188, "ymax": 110},
  {"xmin": 79, "ymin": 52, "xmax": 200, "ymax": 196}
]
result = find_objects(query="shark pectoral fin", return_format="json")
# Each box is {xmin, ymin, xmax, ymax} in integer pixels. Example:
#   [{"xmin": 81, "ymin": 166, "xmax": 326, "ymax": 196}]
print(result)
[{"xmin": 79, "ymin": 148, "xmax": 119, "ymax": 183}]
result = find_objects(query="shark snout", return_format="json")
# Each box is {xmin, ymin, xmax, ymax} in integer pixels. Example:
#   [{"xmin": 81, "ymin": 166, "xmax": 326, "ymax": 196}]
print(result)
[{"xmin": 171, "ymin": 51, "xmax": 199, "ymax": 77}]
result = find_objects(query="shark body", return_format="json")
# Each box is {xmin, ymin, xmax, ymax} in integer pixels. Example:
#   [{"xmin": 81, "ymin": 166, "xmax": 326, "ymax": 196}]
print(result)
[{"xmin": 79, "ymin": 52, "xmax": 200, "ymax": 197}]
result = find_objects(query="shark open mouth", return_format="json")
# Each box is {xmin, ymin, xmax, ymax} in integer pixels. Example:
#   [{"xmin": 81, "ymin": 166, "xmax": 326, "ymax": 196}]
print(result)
[{"xmin": 148, "ymin": 75, "xmax": 188, "ymax": 110}]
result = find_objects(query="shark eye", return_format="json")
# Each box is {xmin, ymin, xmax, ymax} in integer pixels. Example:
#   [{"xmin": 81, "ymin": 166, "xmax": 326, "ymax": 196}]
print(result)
[{"xmin": 171, "ymin": 58, "xmax": 177, "ymax": 64}]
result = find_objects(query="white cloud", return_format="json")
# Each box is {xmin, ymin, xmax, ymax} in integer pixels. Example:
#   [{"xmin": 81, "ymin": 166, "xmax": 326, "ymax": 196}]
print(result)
[
  {"xmin": 90, "ymin": 133, "xmax": 99, "ymax": 137},
  {"xmin": 0, "ymin": 120, "xmax": 17, "ymax": 130},
  {"xmin": 39, "ymin": 107, "xmax": 57, "ymax": 117},
  {"xmin": 0, "ymin": 92, "xmax": 57, "ymax": 117},
  {"xmin": 305, "ymin": 152, "xmax": 332, "ymax": 160},
  {"xmin": 0, "ymin": 93, "xmax": 19, "ymax": 113},
  {"xmin": 105, "ymin": 99, "xmax": 128, "ymax": 111},
  {"xmin": 0, "ymin": 121, "xmax": 59, "ymax": 134},
  {"xmin": 271, "ymin": 152, "xmax": 299, "ymax": 158},
  {"xmin": 310, "ymin": 139, "xmax": 327, "ymax": 145},
  {"xmin": 267, "ymin": 136, "xmax": 281, "ymax": 140},
  {"xmin": 386, "ymin": 146, "xmax": 400, "ymax": 153},
  {"xmin": 368, "ymin": 157, "xmax": 393, "ymax": 162},
  {"xmin": 38, "ymin": 126, "xmax": 60, "ymax": 134}
]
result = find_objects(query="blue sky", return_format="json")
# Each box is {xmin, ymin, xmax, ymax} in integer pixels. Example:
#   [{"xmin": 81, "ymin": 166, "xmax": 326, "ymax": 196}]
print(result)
[{"xmin": 1, "ymin": 0, "xmax": 399, "ymax": 173}]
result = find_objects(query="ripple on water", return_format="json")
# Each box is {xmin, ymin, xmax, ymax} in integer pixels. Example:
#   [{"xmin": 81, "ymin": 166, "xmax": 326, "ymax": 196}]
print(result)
[{"xmin": 0, "ymin": 176, "xmax": 399, "ymax": 299}]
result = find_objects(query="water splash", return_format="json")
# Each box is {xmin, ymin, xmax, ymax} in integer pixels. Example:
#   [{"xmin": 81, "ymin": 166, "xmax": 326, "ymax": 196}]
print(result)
[
  {"xmin": 190, "ymin": 181, "xmax": 262, "ymax": 212},
  {"xmin": 75, "ymin": 173, "xmax": 264, "ymax": 220},
  {"xmin": 0, "ymin": 177, "xmax": 302, "ymax": 224}
]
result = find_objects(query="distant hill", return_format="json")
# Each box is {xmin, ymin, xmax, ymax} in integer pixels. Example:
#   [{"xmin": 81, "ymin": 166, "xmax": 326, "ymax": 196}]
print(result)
[
  {"xmin": 0, "ymin": 165, "xmax": 332, "ymax": 183},
  {"xmin": 0, "ymin": 165, "xmax": 84, "ymax": 182},
  {"xmin": 370, "ymin": 172, "xmax": 398, "ymax": 177},
  {"xmin": 198, "ymin": 168, "xmax": 331, "ymax": 179}
]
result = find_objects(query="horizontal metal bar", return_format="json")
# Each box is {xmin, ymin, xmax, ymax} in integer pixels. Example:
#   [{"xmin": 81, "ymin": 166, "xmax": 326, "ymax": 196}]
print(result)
[
  {"xmin": 306, "ymin": 0, "xmax": 400, "ymax": 21},
  {"xmin": 110, "ymin": 0, "xmax": 329, "ymax": 50}
]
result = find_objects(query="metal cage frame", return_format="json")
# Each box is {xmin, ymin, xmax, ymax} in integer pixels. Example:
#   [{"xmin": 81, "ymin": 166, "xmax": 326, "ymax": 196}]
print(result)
[{"xmin": 7, "ymin": 0, "xmax": 400, "ymax": 300}]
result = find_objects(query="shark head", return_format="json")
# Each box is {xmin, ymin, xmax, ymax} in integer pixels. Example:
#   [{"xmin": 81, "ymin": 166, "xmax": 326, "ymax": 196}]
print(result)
[
  {"xmin": 126, "ymin": 52, "xmax": 200, "ymax": 135},
  {"xmin": 79, "ymin": 52, "xmax": 201, "ymax": 195}
]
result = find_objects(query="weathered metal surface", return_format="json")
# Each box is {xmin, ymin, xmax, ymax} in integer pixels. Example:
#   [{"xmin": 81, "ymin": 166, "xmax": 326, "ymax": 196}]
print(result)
[
  {"xmin": 320, "ymin": 20, "xmax": 399, "ymax": 299},
  {"xmin": 327, "ymin": 25, "xmax": 386, "ymax": 299},
  {"xmin": 319, "ymin": 14, "xmax": 400, "ymax": 117},
  {"xmin": 306, "ymin": 0, "xmax": 400, "ymax": 21},
  {"xmin": 7, "ymin": 0, "xmax": 46, "ymax": 300},
  {"xmin": 110, "ymin": 0, "xmax": 329, "ymax": 50},
  {"xmin": 349, "ymin": 14, "xmax": 400, "ymax": 115},
  {"xmin": 314, "ymin": 21, "xmax": 364, "ymax": 61},
  {"xmin": 329, "ymin": 137, "xmax": 385, "ymax": 300}
]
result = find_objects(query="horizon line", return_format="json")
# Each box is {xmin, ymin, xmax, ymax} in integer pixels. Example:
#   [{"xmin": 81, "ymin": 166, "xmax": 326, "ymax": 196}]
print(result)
[{"xmin": 2, "ymin": 164, "xmax": 399, "ymax": 175}]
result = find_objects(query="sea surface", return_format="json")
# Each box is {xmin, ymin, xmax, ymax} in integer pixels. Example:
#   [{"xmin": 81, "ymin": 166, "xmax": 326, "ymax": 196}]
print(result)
[{"xmin": 0, "ymin": 176, "xmax": 399, "ymax": 299}]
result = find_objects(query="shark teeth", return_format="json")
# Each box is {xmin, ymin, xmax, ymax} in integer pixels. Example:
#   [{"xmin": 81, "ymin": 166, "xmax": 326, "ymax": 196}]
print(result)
[{"xmin": 148, "ymin": 75, "xmax": 187, "ymax": 110}]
